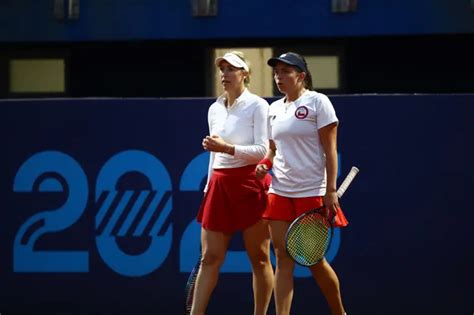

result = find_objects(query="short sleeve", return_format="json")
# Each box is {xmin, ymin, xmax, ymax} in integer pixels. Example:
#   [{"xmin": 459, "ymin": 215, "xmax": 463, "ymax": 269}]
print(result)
[{"xmin": 315, "ymin": 94, "xmax": 338, "ymax": 129}]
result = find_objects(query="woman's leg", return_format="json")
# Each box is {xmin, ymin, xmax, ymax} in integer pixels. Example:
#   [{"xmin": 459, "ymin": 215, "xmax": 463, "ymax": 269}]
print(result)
[
  {"xmin": 268, "ymin": 220, "xmax": 295, "ymax": 315},
  {"xmin": 310, "ymin": 258, "xmax": 345, "ymax": 315},
  {"xmin": 191, "ymin": 228, "xmax": 232, "ymax": 315},
  {"xmin": 242, "ymin": 219, "xmax": 274, "ymax": 315}
]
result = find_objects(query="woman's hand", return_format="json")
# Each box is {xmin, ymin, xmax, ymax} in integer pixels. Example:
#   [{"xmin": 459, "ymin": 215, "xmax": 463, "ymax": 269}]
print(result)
[
  {"xmin": 255, "ymin": 164, "xmax": 268, "ymax": 179},
  {"xmin": 323, "ymin": 191, "xmax": 340, "ymax": 218},
  {"xmin": 202, "ymin": 135, "xmax": 230, "ymax": 153}
]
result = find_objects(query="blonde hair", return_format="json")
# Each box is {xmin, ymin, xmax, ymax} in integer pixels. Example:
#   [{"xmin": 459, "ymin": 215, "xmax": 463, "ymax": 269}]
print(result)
[{"xmin": 227, "ymin": 50, "xmax": 251, "ymax": 86}]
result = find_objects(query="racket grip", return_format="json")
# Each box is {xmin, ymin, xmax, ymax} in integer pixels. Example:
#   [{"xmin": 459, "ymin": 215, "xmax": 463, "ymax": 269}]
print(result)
[{"xmin": 336, "ymin": 166, "xmax": 359, "ymax": 198}]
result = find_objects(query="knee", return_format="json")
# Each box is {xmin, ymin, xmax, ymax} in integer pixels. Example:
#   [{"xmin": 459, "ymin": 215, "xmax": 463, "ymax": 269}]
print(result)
[
  {"xmin": 248, "ymin": 251, "xmax": 271, "ymax": 270},
  {"xmin": 201, "ymin": 251, "xmax": 225, "ymax": 268},
  {"xmin": 274, "ymin": 250, "xmax": 295, "ymax": 272},
  {"xmin": 310, "ymin": 257, "xmax": 329, "ymax": 272},
  {"xmin": 310, "ymin": 258, "xmax": 338, "ymax": 278}
]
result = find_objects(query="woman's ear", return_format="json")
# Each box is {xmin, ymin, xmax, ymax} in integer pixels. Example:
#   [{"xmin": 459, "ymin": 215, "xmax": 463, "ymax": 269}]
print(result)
[
  {"xmin": 243, "ymin": 70, "xmax": 250, "ymax": 82},
  {"xmin": 298, "ymin": 72, "xmax": 306, "ymax": 83}
]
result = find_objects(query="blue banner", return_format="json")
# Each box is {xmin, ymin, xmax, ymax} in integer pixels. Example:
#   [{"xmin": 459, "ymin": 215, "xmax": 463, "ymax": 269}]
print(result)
[
  {"xmin": 0, "ymin": 95, "xmax": 473, "ymax": 314},
  {"xmin": 1, "ymin": 1, "xmax": 473, "ymax": 42}
]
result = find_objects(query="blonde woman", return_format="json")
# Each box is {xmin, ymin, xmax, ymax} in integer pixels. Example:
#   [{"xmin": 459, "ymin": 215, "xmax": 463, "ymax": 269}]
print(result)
[{"xmin": 191, "ymin": 51, "xmax": 274, "ymax": 315}]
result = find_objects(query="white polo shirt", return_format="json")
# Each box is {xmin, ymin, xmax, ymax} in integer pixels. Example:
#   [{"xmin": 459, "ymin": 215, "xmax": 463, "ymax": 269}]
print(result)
[
  {"xmin": 204, "ymin": 89, "xmax": 269, "ymax": 191},
  {"xmin": 268, "ymin": 90, "xmax": 338, "ymax": 197}
]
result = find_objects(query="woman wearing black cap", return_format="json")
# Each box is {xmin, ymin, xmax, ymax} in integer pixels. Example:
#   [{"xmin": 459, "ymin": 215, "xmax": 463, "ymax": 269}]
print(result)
[
  {"xmin": 256, "ymin": 52, "xmax": 348, "ymax": 315},
  {"xmin": 192, "ymin": 51, "xmax": 274, "ymax": 315}
]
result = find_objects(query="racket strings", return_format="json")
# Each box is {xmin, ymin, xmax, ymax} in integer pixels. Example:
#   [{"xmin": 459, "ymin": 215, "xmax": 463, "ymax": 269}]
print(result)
[{"xmin": 286, "ymin": 213, "xmax": 331, "ymax": 266}]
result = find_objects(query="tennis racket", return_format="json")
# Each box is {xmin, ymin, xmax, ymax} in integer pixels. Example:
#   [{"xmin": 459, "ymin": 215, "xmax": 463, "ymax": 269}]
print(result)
[
  {"xmin": 185, "ymin": 252, "xmax": 202, "ymax": 314},
  {"xmin": 285, "ymin": 166, "xmax": 359, "ymax": 267}
]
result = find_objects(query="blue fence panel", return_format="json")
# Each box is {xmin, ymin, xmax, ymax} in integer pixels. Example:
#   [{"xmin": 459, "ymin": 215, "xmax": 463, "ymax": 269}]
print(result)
[{"xmin": 0, "ymin": 95, "xmax": 472, "ymax": 314}]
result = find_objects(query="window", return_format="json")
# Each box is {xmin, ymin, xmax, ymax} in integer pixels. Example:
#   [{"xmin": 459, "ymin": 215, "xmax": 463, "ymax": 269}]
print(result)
[
  {"xmin": 9, "ymin": 58, "xmax": 65, "ymax": 93},
  {"xmin": 304, "ymin": 55, "xmax": 340, "ymax": 89}
]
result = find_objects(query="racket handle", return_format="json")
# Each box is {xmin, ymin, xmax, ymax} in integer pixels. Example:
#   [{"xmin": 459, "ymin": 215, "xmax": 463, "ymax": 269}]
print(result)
[{"xmin": 337, "ymin": 166, "xmax": 359, "ymax": 198}]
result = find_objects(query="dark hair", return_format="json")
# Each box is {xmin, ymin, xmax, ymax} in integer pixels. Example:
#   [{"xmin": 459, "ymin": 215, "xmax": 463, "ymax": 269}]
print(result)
[{"xmin": 293, "ymin": 53, "xmax": 314, "ymax": 91}]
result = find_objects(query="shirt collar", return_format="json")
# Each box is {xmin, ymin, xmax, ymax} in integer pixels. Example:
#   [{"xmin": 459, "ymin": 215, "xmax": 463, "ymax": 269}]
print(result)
[
  {"xmin": 217, "ymin": 88, "xmax": 249, "ymax": 107},
  {"xmin": 284, "ymin": 89, "xmax": 309, "ymax": 105}
]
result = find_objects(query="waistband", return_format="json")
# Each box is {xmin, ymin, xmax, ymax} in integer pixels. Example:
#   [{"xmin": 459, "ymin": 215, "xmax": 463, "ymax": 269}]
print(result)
[{"xmin": 212, "ymin": 164, "xmax": 257, "ymax": 176}]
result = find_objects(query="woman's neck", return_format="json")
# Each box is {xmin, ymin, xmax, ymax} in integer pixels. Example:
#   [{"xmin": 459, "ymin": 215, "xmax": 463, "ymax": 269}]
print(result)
[
  {"xmin": 225, "ymin": 86, "xmax": 245, "ymax": 107},
  {"xmin": 285, "ymin": 87, "xmax": 306, "ymax": 103}
]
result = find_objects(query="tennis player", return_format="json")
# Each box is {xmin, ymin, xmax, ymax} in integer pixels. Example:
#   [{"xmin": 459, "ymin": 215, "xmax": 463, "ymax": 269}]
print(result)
[
  {"xmin": 191, "ymin": 51, "xmax": 274, "ymax": 315},
  {"xmin": 256, "ymin": 52, "xmax": 349, "ymax": 315}
]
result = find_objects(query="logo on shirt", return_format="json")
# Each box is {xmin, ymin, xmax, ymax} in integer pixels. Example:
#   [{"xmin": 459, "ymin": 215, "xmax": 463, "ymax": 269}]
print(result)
[{"xmin": 294, "ymin": 106, "xmax": 309, "ymax": 119}]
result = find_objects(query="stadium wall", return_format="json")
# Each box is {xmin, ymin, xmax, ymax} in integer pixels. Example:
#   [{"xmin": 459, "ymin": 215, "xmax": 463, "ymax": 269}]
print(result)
[{"xmin": 0, "ymin": 94, "xmax": 472, "ymax": 314}]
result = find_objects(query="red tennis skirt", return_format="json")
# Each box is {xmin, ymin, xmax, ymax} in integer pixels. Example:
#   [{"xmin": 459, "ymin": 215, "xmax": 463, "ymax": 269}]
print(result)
[
  {"xmin": 197, "ymin": 164, "xmax": 271, "ymax": 233},
  {"xmin": 263, "ymin": 193, "xmax": 349, "ymax": 228}
]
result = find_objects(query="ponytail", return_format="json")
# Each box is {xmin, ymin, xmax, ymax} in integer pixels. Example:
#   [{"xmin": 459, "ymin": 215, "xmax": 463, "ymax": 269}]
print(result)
[{"xmin": 300, "ymin": 55, "xmax": 314, "ymax": 90}]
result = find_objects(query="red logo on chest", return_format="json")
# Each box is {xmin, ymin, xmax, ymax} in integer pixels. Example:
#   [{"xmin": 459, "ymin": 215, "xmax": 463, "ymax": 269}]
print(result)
[{"xmin": 294, "ymin": 106, "xmax": 309, "ymax": 119}]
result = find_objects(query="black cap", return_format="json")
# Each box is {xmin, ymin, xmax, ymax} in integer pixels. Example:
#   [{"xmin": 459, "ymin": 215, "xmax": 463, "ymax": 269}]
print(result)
[{"xmin": 267, "ymin": 52, "xmax": 307, "ymax": 72}]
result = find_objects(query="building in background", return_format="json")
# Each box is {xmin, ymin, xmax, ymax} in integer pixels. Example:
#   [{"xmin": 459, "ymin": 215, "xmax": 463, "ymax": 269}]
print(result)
[{"xmin": 0, "ymin": 0, "xmax": 473, "ymax": 98}]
